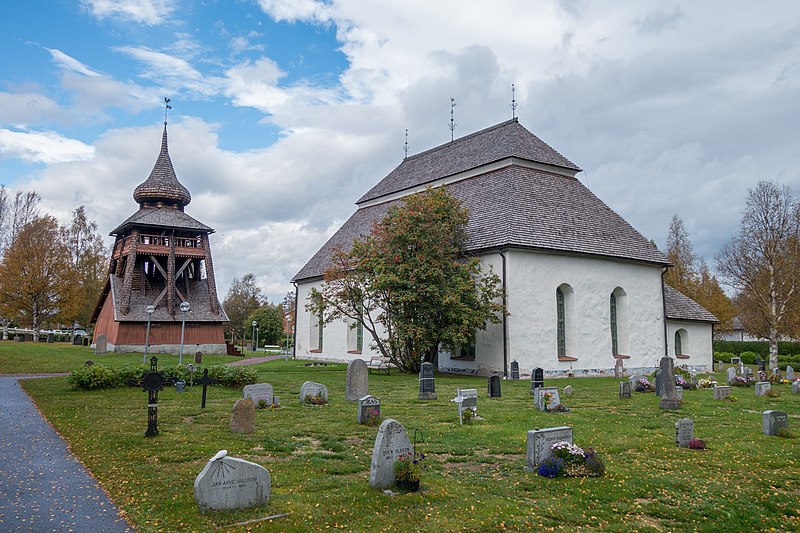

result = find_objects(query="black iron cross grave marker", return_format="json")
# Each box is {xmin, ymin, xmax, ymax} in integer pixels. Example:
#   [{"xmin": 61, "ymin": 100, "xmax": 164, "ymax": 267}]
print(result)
[
  {"xmin": 139, "ymin": 356, "xmax": 165, "ymax": 437},
  {"xmin": 196, "ymin": 368, "xmax": 217, "ymax": 408}
]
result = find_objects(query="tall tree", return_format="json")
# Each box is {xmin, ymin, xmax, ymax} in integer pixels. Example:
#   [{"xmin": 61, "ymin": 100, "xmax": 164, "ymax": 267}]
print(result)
[
  {"xmin": 716, "ymin": 181, "xmax": 800, "ymax": 368},
  {"xmin": 0, "ymin": 216, "xmax": 82, "ymax": 340},
  {"xmin": 223, "ymin": 273, "xmax": 264, "ymax": 346},
  {"xmin": 309, "ymin": 187, "xmax": 505, "ymax": 373},
  {"xmin": 664, "ymin": 214, "xmax": 698, "ymax": 296},
  {"xmin": 60, "ymin": 206, "xmax": 108, "ymax": 328},
  {"xmin": 249, "ymin": 304, "xmax": 284, "ymax": 347}
]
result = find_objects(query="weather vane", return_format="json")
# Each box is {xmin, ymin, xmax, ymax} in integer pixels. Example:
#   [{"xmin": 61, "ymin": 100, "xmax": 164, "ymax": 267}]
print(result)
[
  {"xmin": 511, "ymin": 84, "xmax": 518, "ymax": 120},
  {"xmin": 403, "ymin": 129, "xmax": 409, "ymax": 160},
  {"xmin": 164, "ymin": 97, "xmax": 172, "ymax": 125},
  {"xmin": 449, "ymin": 97, "xmax": 457, "ymax": 142}
]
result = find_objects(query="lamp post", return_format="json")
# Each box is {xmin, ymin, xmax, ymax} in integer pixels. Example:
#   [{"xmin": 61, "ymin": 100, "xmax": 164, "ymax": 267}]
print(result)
[
  {"xmin": 179, "ymin": 301, "xmax": 190, "ymax": 366},
  {"xmin": 143, "ymin": 305, "xmax": 155, "ymax": 364},
  {"xmin": 251, "ymin": 320, "xmax": 257, "ymax": 352}
]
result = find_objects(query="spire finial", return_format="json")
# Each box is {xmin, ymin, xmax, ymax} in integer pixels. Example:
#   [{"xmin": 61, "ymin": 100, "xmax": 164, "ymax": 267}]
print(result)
[
  {"xmin": 449, "ymin": 97, "xmax": 457, "ymax": 142},
  {"xmin": 163, "ymin": 97, "xmax": 172, "ymax": 125},
  {"xmin": 403, "ymin": 129, "xmax": 409, "ymax": 159},
  {"xmin": 511, "ymin": 84, "xmax": 518, "ymax": 120}
]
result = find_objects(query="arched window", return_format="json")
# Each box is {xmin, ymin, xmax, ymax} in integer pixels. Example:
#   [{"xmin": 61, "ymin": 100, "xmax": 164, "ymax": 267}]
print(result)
[
  {"xmin": 557, "ymin": 287, "xmax": 566, "ymax": 357},
  {"xmin": 674, "ymin": 329, "xmax": 688, "ymax": 358},
  {"xmin": 556, "ymin": 284, "xmax": 576, "ymax": 359},
  {"xmin": 310, "ymin": 309, "xmax": 323, "ymax": 352},
  {"xmin": 610, "ymin": 293, "xmax": 618, "ymax": 356},
  {"xmin": 347, "ymin": 319, "xmax": 363, "ymax": 353},
  {"xmin": 611, "ymin": 287, "xmax": 629, "ymax": 356},
  {"xmin": 674, "ymin": 330, "xmax": 682, "ymax": 356}
]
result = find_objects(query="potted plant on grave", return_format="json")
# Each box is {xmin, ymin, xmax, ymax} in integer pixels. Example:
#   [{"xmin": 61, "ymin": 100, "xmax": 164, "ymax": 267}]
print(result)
[{"xmin": 394, "ymin": 452, "xmax": 424, "ymax": 492}]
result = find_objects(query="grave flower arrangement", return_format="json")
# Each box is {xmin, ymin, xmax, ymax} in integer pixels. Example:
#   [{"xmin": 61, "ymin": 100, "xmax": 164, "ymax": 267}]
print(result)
[
  {"xmin": 697, "ymin": 377, "xmax": 717, "ymax": 389},
  {"xmin": 730, "ymin": 376, "xmax": 755, "ymax": 387},
  {"xmin": 675, "ymin": 375, "xmax": 690, "ymax": 389},
  {"xmin": 543, "ymin": 392, "xmax": 571, "ymax": 412},
  {"xmin": 635, "ymin": 378, "xmax": 655, "ymax": 393},
  {"xmin": 537, "ymin": 441, "xmax": 605, "ymax": 478},
  {"xmin": 304, "ymin": 393, "xmax": 328, "ymax": 405},
  {"xmin": 394, "ymin": 452, "xmax": 425, "ymax": 491}
]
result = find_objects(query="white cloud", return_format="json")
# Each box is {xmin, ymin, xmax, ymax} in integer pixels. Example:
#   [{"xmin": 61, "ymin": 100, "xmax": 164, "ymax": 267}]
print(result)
[
  {"xmin": 114, "ymin": 46, "xmax": 221, "ymax": 97},
  {"xmin": 256, "ymin": 0, "xmax": 332, "ymax": 23},
  {"xmin": 0, "ymin": 129, "xmax": 95, "ymax": 164},
  {"xmin": 0, "ymin": 92, "xmax": 64, "ymax": 125},
  {"xmin": 81, "ymin": 0, "xmax": 177, "ymax": 25}
]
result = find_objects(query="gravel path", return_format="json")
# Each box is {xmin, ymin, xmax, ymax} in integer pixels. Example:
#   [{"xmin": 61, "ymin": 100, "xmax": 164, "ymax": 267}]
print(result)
[{"xmin": 0, "ymin": 375, "xmax": 134, "ymax": 532}]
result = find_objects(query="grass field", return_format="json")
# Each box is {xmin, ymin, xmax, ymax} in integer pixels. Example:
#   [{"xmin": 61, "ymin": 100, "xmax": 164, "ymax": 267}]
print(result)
[{"xmin": 3, "ymin": 343, "xmax": 799, "ymax": 532}]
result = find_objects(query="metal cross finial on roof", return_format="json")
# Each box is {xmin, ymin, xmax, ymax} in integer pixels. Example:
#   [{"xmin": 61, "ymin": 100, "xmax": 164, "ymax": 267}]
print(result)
[
  {"xmin": 403, "ymin": 129, "xmax": 409, "ymax": 159},
  {"xmin": 449, "ymin": 97, "xmax": 457, "ymax": 142},
  {"xmin": 163, "ymin": 97, "xmax": 172, "ymax": 125},
  {"xmin": 511, "ymin": 84, "xmax": 518, "ymax": 120}
]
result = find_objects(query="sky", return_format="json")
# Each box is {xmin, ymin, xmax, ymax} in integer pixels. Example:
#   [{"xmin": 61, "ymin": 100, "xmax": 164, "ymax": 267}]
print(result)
[{"xmin": 1, "ymin": 0, "xmax": 799, "ymax": 304}]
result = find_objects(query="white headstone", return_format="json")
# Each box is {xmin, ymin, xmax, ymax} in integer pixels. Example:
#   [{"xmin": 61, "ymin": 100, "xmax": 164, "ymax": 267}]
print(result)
[
  {"xmin": 243, "ymin": 383, "xmax": 274, "ymax": 406},
  {"xmin": 793, "ymin": 381, "xmax": 800, "ymax": 395},
  {"xmin": 524, "ymin": 426, "xmax": 573, "ymax": 471},
  {"xmin": 726, "ymin": 367, "xmax": 737, "ymax": 385},
  {"xmin": 346, "ymin": 359, "xmax": 369, "ymax": 401},
  {"xmin": 194, "ymin": 452, "xmax": 270, "ymax": 514},
  {"xmin": 786, "ymin": 366, "xmax": 794, "ymax": 380},
  {"xmin": 563, "ymin": 385, "xmax": 573, "ymax": 396},
  {"xmin": 300, "ymin": 381, "xmax": 328, "ymax": 403},
  {"xmin": 674, "ymin": 386, "xmax": 684, "ymax": 401},
  {"xmin": 755, "ymin": 381, "xmax": 771, "ymax": 397},
  {"xmin": 534, "ymin": 387, "xmax": 560, "ymax": 412},
  {"xmin": 675, "ymin": 418, "xmax": 694, "ymax": 447},
  {"xmin": 713, "ymin": 386, "xmax": 731, "ymax": 400},
  {"xmin": 369, "ymin": 419, "xmax": 412, "ymax": 489}
]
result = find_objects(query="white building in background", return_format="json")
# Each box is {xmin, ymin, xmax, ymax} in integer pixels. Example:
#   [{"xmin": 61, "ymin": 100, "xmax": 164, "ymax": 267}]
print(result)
[{"xmin": 292, "ymin": 119, "xmax": 718, "ymax": 376}]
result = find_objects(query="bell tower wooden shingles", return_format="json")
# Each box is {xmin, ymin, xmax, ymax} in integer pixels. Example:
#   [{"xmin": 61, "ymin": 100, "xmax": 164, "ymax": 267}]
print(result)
[{"xmin": 91, "ymin": 125, "xmax": 228, "ymax": 353}]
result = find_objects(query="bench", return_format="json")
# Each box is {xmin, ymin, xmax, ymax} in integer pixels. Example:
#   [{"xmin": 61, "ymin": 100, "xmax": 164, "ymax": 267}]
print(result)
[{"xmin": 367, "ymin": 356, "xmax": 396, "ymax": 375}]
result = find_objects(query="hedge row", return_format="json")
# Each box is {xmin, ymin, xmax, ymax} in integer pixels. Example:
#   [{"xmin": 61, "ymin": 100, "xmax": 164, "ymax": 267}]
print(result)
[
  {"xmin": 68, "ymin": 363, "xmax": 257, "ymax": 391},
  {"xmin": 713, "ymin": 351, "xmax": 800, "ymax": 370},
  {"xmin": 712, "ymin": 340, "xmax": 800, "ymax": 356}
]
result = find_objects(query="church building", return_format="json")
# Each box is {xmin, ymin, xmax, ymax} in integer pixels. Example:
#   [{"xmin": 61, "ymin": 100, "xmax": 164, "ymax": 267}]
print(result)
[
  {"xmin": 292, "ymin": 119, "xmax": 717, "ymax": 376},
  {"xmin": 91, "ymin": 124, "xmax": 228, "ymax": 354}
]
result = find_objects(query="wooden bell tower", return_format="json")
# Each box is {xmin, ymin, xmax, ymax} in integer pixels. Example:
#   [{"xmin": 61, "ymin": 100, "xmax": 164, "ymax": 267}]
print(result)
[{"xmin": 91, "ymin": 122, "xmax": 228, "ymax": 354}]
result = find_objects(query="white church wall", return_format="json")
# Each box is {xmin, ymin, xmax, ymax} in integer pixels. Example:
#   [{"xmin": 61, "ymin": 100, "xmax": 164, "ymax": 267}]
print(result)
[{"xmin": 666, "ymin": 319, "xmax": 714, "ymax": 371}]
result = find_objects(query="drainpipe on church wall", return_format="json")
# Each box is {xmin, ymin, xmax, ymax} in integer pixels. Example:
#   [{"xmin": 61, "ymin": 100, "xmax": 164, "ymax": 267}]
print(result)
[
  {"xmin": 292, "ymin": 282, "xmax": 298, "ymax": 360},
  {"xmin": 499, "ymin": 249, "xmax": 509, "ymax": 378}
]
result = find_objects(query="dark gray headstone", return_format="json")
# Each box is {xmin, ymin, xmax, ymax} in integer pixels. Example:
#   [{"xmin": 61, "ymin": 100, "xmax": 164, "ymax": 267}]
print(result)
[
  {"xmin": 488, "ymin": 375, "xmax": 501, "ymax": 398},
  {"xmin": 194, "ymin": 451, "xmax": 270, "ymax": 513},
  {"xmin": 659, "ymin": 357, "xmax": 681, "ymax": 410},
  {"xmin": 369, "ymin": 419, "xmax": 412, "ymax": 489},
  {"xmin": 510, "ymin": 361, "xmax": 520, "ymax": 380},
  {"xmin": 72, "ymin": 335, "xmax": 83, "ymax": 345},
  {"xmin": 675, "ymin": 418, "xmax": 694, "ymax": 447},
  {"xmin": 95, "ymin": 334, "xmax": 107, "ymax": 354},
  {"xmin": 655, "ymin": 368, "xmax": 663, "ymax": 396},
  {"xmin": 231, "ymin": 398, "xmax": 255, "ymax": 434},
  {"xmin": 530, "ymin": 368, "xmax": 544, "ymax": 393},
  {"xmin": 357, "ymin": 395, "xmax": 381, "ymax": 424},
  {"xmin": 524, "ymin": 426, "xmax": 572, "ymax": 471},
  {"xmin": 47, "ymin": 333, "xmax": 55, "ymax": 343},
  {"xmin": 195, "ymin": 353, "xmax": 203, "ymax": 364},
  {"xmin": 762, "ymin": 410, "xmax": 788, "ymax": 436},
  {"xmin": 759, "ymin": 359, "xmax": 766, "ymax": 372},
  {"xmin": 619, "ymin": 381, "xmax": 631, "ymax": 398},
  {"xmin": 730, "ymin": 357, "xmax": 741, "ymax": 365},
  {"xmin": 713, "ymin": 386, "xmax": 731, "ymax": 400},
  {"xmin": 346, "ymin": 359, "xmax": 369, "ymax": 401},
  {"xmin": 418, "ymin": 362, "xmax": 437, "ymax": 400},
  {"xmin": 243, "ymin": 383, "xmax": 274, "ymax": 406}
]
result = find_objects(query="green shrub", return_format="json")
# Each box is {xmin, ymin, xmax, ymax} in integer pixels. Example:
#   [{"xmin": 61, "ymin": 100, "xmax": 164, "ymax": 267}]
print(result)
[
  {"xmin": 739, "ymin": 351, "xmax": 758, "ymax": 365},
  {"xmin": 208, "ymin": 365, "xmax": 257, "ymax": 388},
  {"xmin": 714, "ymin": 351, "xmax": 735, "ymax": 363},
  {"xmin": 115, "ymin": 363, "xmax": 148, "ymax": 386},
  {"xmin": 68, "ymin": 364, "xmax": 118, "ymax": 390}
]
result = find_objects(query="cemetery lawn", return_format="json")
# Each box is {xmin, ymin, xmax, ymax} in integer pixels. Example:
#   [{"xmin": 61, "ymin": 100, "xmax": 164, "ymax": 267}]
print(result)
[{"xmin": 10, "ymin": 349, "xmax": 800, "ymax": 532}]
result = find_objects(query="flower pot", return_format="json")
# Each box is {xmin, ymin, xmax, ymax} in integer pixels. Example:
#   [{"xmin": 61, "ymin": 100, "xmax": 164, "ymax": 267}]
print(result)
[{"xmin": 396, "ymin": 479, "xmax": 420, "ymax": 492}]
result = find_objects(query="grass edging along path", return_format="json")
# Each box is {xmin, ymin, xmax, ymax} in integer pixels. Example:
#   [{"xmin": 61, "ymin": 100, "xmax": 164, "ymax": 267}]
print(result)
[{"xmin": 8, "ymin": 346, "xmax": 799, "ymax": 532}]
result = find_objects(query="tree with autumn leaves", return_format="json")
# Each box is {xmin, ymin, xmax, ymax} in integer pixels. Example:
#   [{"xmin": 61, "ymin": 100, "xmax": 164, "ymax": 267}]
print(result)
[{"xmin": 308, "ymin": 187, "xmax": 505, "ymax": 373}]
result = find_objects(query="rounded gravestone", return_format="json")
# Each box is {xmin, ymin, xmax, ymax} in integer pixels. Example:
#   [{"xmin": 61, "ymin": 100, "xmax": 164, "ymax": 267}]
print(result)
[
  {"xmin": 194, "ymin": 452, "xmax": 271, "ymax": 514},
  {"xmin": 369, "ymin": 418, "xmax": 412, "ymax": 489},
  {"xmin": 346, "ymin": 359, "xmax": 369, "ymax": 401}
]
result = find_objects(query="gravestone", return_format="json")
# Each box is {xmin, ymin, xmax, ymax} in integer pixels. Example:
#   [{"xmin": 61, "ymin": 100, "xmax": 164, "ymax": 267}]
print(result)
[
  {"xmin": 243, "ymin": 383, "xmax": 274, "ymax": 406},
  {"xmin": 744, "ymin": 367, "xmax": 754, "ymax": 379},
  {"xmin": 792, "ymin": 380, "xmax": 800, "ymax": 394},
  {"xmin": 786, "ymin": 366, "xmax": 794, "ymax": 380},
  {"xmin": 614, "ymin": 359, "xmax": 624, "ymax": 379},
  {"xmin": 754, "ymin": 381, "xmax": 771, "ymax": 397},
  {"xmin": 194, "ymin": 353, "xmax": 203, "ymax": 364},
  {"xmin": 655, "ymin": 368, "xmax": 663, "ymax": 396},
  {"xmin": 488, "ymin": 375, "xmax": 501, "ymax": 398},
  {"xmin": 357, "ymin": 395, "xmax": 381, "ymax": 424},
  {"xmin": 738, "ymin": 361, "xmax": 745, "ymax": 375},
  {"xmin": 762, "ymin": 410, "xmax": 788, "ymax": 436},
  {"xmin": 300, "ymin": 381, "xmax": 328, "ymax": 403},
  {"xmin": 530, "ymin": 368, "xmax": 544, "ymax": 393},
  {"xmin": 659, "ymin": 357, "xmax": 681, "ymax": 410},
  {"xmin": 231, "ymin": 398, "xmax": 256, "ymax": 434},
  {"xmin": 524, "ymin": 426, "xmax": 573, "ymax": 471},
  {"xmin": 534, "ymin": 386, "xmax": 560, "ymax": 412},
  {"xmin": 730, "ymin": 357, "xmax": 741, "ymax": 365},
  {"xmin": 72, "ymin": 335, "xmax": 83, "ymax": 345},
  {"xmin": 194, "ymin": 451, "xmax": 270, "ymax": 513},
  {"xmin": 369, "ymin": 418, "xmax": 412, "ymax": 489},
  {"xmin": 713, "ymin": 385, "xmax": 731, "ymax": 400},
  {"xmin": 510, "ymin": 361, "xmax": 520, "ymax": 380},
  {"xmin": 451, "ymin": 388, "xmax": 478, "ymax": 425},
  {"xmin": 674, "ymin": 386, "xmax": 684, "ymax": 401},
  {"xmin": 95, "ymin": 334, "xmax": 107, "ymax": 354},
  {"xmin": 619, "ymin": 381, "xmax": 631, "ymax": 398},
  {"xmin": 175, "ymin": 380, "xmax": 186, "ymax": 393},
  {"xmin": 675, "ymin": 418, "xmax": 694, "ymax": 447},
  {"xmin": 346, "ymin": 359, "xmax": 369, "ymax": 401},
  {"xmin": 197, "ymin": 368, "xmax": 217, "ymax": 408},
  {"xmin": 85, "ymin": 360, "xmax": 94, "ymax": 366},
  {"xmin": 755, "ymin": 356, "xmax": 763, "ymax": 368},
  {"xmin": 715, "ymin": 361, "xmax": 723, "ymax": 372},
  {"xmin": 726, "ymin": 367, "xmax": 737, "ymax": 385},
  {"xmin": 628, "ymin": 373, "xmax": 640, "ymax": 390},
  {"xmin": 136, "ymin": 356, "xmax": 165, "ymax": 437},
  {"xmin": 418, "ymin": 362, "xmax": 437, "ymax": 400},
  {"xmin": 758, "ymin": 359, "xmax": 767, "ymax": 372},
  {"xmin": 563, "ymin": 385, "xmax": 573, "ymax": 397},
  {"xmin": 47, "ymin": 333, "xmax": 55, "ymax": 343}
]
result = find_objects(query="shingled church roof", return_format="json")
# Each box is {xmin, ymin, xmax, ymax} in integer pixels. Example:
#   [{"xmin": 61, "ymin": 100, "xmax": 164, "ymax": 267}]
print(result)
[
  {"xmin": 664, "ymin": 284, "xmax": 719, "ymax": 323},
  {"xmin": 132, "ymin": 125, "xmax": 191, "ymax": 208},
  {"xmin": 294, "ymin": 119, "xmax": 669, "ymax": 282}
]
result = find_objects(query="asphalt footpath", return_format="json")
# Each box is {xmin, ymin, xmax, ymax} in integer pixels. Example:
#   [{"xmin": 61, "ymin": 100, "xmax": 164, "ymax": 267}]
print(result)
[{"xmin": 0, "ymin": 375, "xmax": 133, "ymax": 532}]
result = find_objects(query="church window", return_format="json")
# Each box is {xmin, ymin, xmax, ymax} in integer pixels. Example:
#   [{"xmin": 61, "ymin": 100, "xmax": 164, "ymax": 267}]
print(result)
[
  {"xmin": 557, "ymin": 287, "xmax": 566, "ymax": 357},
  {"xmin": 610, "ymin": 293, "xmax": 618, "ymax": 356}
]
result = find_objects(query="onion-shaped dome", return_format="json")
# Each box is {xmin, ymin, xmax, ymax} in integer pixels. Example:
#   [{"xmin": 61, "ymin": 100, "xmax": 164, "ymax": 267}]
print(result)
[{"xmin": 133, "ymin": 125, "xmax": 191, "ymax": 208}]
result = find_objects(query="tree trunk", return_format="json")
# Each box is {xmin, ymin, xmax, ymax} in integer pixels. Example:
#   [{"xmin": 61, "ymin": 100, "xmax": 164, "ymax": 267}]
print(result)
[{"xmin": 769, "ymin": 328, "xmax": 779, "ymax": 370}]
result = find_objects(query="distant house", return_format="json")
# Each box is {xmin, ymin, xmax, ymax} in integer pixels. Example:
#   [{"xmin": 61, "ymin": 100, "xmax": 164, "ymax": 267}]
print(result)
[
  {"xmin": 292, "ymin": 119, "xmax": 717, "ymax": 375},
  {"xmin": 718, "ymin": 316, "xmax": 763, "ymax": 342}
]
